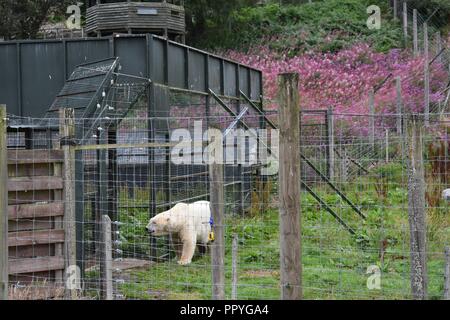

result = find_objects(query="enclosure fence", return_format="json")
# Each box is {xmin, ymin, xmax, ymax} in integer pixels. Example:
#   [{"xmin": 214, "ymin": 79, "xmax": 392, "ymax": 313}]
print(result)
[{"xmin": 1, "ymin": 82, "xmax": 450, "ymax": 299}]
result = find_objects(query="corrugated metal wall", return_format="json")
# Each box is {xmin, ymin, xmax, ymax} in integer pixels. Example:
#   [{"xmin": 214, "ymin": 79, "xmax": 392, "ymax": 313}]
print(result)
[{"xmin": 0, "ymin": 34, "xmax": 263, "ymax": 117}]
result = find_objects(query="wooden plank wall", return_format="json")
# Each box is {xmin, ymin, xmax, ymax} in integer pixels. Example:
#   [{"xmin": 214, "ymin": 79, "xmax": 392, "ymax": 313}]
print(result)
[
  {"xmin": 7, "ymin": 150, "xmax": 65, "ymax": 285},
  {"xmin": 86, "ymin": 2, "xmax": 186, "ymax": 35}
]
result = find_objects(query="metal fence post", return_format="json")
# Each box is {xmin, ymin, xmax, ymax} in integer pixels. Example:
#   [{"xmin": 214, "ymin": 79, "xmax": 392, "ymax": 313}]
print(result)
[
  {"xmin": 413, "ymin": 9, "xmax": 418, "ymax": 56},
  {"xmin": 396, "ymin": 77, "xmax": 403, "ymax": 135},
  {"xmin": 393, "ymin": 0, "xmax": 398, "ymax": 19},
  {"xmin": 231, "ymin": 234, "xmax": 238, "ymax": 300},
  {"xmin": 278, "ymin": 73, "xmax": 302, "ymax": 300},
  {"xmin": 369, "ymin": 89, "xmax": 375, "ymax": 150},
  {"xmin": 327, "ymin": 107, "xmax": 335, "ymax": 181},
  {"xmin": 444, "ymin": 247, "xmax": 450, "ymax": 300},
  {"xmin": 403, "ymin": 2, "xmax": 408, "ymax": 46},
  {"xmin": 424, "ymin": 23, "xmax": 430, "ymax": 126}
]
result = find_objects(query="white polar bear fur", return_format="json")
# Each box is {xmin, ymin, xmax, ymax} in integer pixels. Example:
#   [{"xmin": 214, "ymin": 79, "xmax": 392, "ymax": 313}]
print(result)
[
  {"xmin": 443, "ymin": 189, "xmax": 450, "ymax": 201},
  {"xmin": 146, "ymin": 201, "xmax": 212, "ymax": 265}
]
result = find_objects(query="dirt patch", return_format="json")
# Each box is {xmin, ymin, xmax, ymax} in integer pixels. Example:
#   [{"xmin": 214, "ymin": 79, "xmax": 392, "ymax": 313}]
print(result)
[
  {"xmin": 242, "ymin": 270, "xmax": 279, "ymax": 278},
  {"xmin": 85, "ymin": 258, "xmax": 154, "ymax": 273},
  {"xmin": 113, "ymin": 258, "xmax": 154, "ymax": 271}
]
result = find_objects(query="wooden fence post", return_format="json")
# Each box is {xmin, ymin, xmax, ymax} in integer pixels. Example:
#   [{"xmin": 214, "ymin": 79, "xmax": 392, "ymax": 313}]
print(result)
[
  {"xmin": 210, "ymin": 161, "xmax": 225, "ymax": 300},
  {"xmin": 0, "ymin": 105, "xmax": 8, "ymax": 300},
  {"xmin": 231, "ymin": 234, "xmax": 238, "ymax": 300},
  {"xmin": 60, "ymin": 108, "xmax": 78, "ymax": 300},
  {"xmin": 278, "ymin": 73, "xmax": 302, "ymax": 300},
  {"xmin": 424, "ymin": 23, "xmax": 430, "ymax": 127},
  {"xmin": 406, "ymin": 118, "xmax": 428, "ymax": 300},
  {"xmin": 101, "ymin": 215, "xmax": 113, "ymax": 300}
]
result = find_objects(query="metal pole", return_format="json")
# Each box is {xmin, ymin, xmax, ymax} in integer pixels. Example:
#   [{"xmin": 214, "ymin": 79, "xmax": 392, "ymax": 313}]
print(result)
[
  {"xmin": 385, "ymin": 129, "xmax": 389, "ymax": 163},
  {"xmin": 444, "ymin": 247, "xmax": 450, "ymax": 300},
  {"xmin": 393, "ymin": 0, "xmax": 398, "ymax": 19},
  {"xmin": 327, "ymin": 107, "xmax": 335, "ymax": 181},
  {"xmin": 101, "ymin": 215, "xmax": 113, "ymax": 300},
  {"xmin": 435, "ymin": 31, "xmax": 442, "ymax": 65},
  {"xmin": 413, "ymin": 9, "xmax": 418, "ymax": 56},
  {"xmin": 403, "ymin": 2, "xmax": 408, "ymax": 46},
  {"xmin": 369, "ymin": 89, "xmax": 375, "ymax": 150},
  {"xmin": 424, "ymin": 23, "xmax": 430, "ymax": 126},
  {"xmin": 231, "ymin": 234, "xmax": 238, "ymax": 300},
  {"xmin": 396, "ymin": 77, "xmax": 403, "ymax": 135}
]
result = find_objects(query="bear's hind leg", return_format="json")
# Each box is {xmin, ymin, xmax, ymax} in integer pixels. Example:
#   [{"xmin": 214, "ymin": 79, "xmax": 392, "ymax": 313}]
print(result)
[{"xmin": 198, "ymin": 243, "xmax": 208, "ymax": 256}]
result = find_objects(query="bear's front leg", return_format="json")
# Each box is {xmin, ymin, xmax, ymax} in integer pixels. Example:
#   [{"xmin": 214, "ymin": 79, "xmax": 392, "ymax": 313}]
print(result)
[
  {"xmin": 178, "ymin": 232, "xmax": 197, "ymax": 265},
  {"xmin": 170, "ymin": 233, "xmax": 183, "ymax": 260}
]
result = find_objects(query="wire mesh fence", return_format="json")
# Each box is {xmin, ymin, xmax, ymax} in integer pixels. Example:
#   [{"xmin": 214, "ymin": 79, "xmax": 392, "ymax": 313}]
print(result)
[{"xmin": 2, "ymin": 100, "xmax": 450, "ymax": 300}]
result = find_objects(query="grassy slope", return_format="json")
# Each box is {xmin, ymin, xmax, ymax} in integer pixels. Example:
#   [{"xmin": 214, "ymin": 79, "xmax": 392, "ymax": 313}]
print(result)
[
  {"xmin": 198, "ymin": 0, "xmax": 403, "ymax": 55},
  {"xmin": 116, "ymin": 166, "xmax": 450, "ymax": 300}
]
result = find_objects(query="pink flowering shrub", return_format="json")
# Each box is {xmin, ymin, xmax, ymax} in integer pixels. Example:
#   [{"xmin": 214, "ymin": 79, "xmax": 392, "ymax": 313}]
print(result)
[{"xmin": 223, "ymin": 44, "xmax": 448, "ymax": 136}]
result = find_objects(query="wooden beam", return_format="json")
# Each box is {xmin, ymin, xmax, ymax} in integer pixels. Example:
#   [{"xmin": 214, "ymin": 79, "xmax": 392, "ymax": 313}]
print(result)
[
  {"xmin": 7, "ymin": 176, "xmax": 63, "ymax": 192},
  {"xmin": 8, "ymin": 229, "xmax": 65, "ymax": 247},
  {"xmin": 7, "ymin": 150, "xmax": 63, "ymax": 165},
  {"xmin": 8, "ymin": 203, "xmax": 64, "ymax": 220},
  {"xmin": 74, "ymin": 141, "xmax": 182, "ymax": 151},
  {"xmin": 9, "ymin": 256, "xmax": 64, "ymax": 275}
]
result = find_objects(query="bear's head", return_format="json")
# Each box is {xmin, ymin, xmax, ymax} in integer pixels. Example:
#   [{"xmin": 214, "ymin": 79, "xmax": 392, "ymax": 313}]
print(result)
[{"xmin": 146, "ymin": 212, "xmax": 173, "ymax": 236}]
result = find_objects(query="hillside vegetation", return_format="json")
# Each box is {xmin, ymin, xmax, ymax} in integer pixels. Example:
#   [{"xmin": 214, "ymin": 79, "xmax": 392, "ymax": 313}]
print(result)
[{"xmin": 201, "ymin": 0, "xmax": 403, "ymax": 55}]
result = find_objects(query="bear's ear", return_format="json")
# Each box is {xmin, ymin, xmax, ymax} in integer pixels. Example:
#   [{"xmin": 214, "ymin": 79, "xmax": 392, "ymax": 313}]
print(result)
[{"xmin": 166, "ymin": 217, "xmax": 170, "ymax": 222}]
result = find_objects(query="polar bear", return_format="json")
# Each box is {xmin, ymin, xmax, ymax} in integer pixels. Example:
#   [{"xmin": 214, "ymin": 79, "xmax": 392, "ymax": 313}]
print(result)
[{"xmin": 146, "ymin": 201, "xmax": 212, "ymax": 265}]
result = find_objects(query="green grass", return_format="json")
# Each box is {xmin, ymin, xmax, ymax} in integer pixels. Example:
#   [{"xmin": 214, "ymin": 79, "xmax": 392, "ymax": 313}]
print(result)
[{"xmin": 114, "ymin": 165, "xmax": 450, "ymax": 300}]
